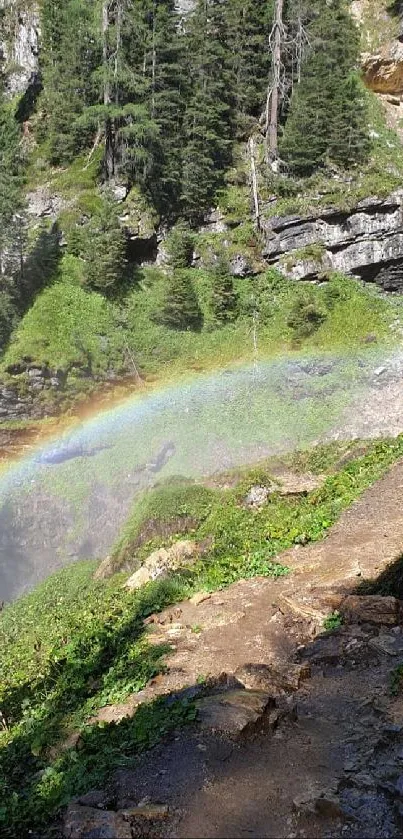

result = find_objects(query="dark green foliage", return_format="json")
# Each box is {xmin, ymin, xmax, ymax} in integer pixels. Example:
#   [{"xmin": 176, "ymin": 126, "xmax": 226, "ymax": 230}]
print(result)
[
  {"xmin": 0, "ymin": 95, "xmax": 23, "ymax": 228},
  {"xmin": 280, "ymin": 0, "xmax": 370, "ymax": 174},
  {"xmin": 39, "ymin": 0, "xmax": 96, "ymax": 164},
  {"xmin": 391, "ymin": 664, "xmax": 403, "ymax": 695},
  {"xmin": 0, "ymin": 288, "xmax": 19, "ymax": 352},
  {"xmin": 226, "ymin": 0, "xmax": 273, "ymax": 135},
  {"xmin": 146, "ymin": 0, "xmax": 188, "ymax": 213},
  {"xmin": 164, "ymin": 224, "xmax": 194, "ymax": 269},
  {"xmin": 181, "ymin": 0, "xmax": 235, "ymax": 221},
  {"xmin": 70, "ymin": 200, "xmax": 127, "ymax": 292},
  {"xmin": 153, "ymin": 269, "xmax": 203, "ymax": 331},
  {"xmin": 323, "ymin": 610, "xmax": 343, "ymax": 631},
  {"xmin": 210, "ymin": 259, "xmax": 238, "ymax": 324},
  {"xmin": 18, "ymin": 222, "xmax": 62, "ymax": 308},
  {"xmin": 287, "ymin": 292, "xmax": 326, "ymax": 339}
]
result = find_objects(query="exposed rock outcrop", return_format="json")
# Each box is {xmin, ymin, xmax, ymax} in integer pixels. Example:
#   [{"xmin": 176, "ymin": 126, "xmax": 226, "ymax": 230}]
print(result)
[
  {"xmin": 363, "ymin": 41, "xmax": 403, "ymax": 95},
  {"xmin": 262, "ymin": 191, "xmax": 403, "ymax": 289},
  {"xmin": 175, "ymin": 0, "xmax": 196, "ymax": 17},
  {"xmin": 26, "ymin": 187, "xmax": 72, "ymax": 222},
  {"xmin": 0, "ymin": 0, "xmax": 40, "ymax": 97},
  {"xmin": 125, "ymin": 540, "xmax": 200, "ymax": 591}
]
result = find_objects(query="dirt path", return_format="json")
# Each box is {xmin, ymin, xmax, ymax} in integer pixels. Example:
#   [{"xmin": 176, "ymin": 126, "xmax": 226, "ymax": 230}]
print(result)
[
  {"xmin": 68, "ymin": 459, "xmax": 403, "ymax": 838},
  {"xmin": 94, "ymin": 458, "xmax": 403, "ymax": 724}
]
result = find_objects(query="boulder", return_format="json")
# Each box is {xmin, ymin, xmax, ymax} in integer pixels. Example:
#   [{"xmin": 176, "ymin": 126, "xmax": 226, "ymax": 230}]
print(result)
[
  {"xmin": 244, "ymin": 485, "xmax": 270, "ymax": 509},
  {"xmin": 234, "ymin": 662, "xmax": 311, "ymax": 693},
  {"xmin": 196, "ymin": 689, "xmax": 274, "ymax": 737},
  {"xmin": 63, "ymin": 804, "xmax": 131, "ymax": 839},
  {"xmin": 120, "ymin": 803, "xmax": 169, "ymax": 821},
  {"xmin": 190, "ymin": 591, "xmax": 211, "ymax": 606},
  {"xmin": 340, "ymin": 595, "xmax": 401, "ymax": 626},
  {"xmin": 125, "ymin": 540, "xmax": 199, "ymax": 591},
  {"xmin": 229, "ymin": 254, "xmax": 253, "ymax": 277},
  {"xmin": 363, "ymin": 41, "xmax": 403, "ymax": 95}
]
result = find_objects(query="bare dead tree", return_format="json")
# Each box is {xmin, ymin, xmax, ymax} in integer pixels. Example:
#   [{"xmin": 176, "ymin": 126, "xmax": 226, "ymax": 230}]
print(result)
[
  {"xmin": 263, "ymin": 0, "xmax": 310, "ymax": 173},
  {"xmin": 102, "ymin": 0, "xmax": 115, "ymax": 179},
  {"xmin": 248, "ymin": 137, "xmax": 260, "ymax": 229},
  {"xmin": 265, "ymin": 0, "xmax": 285, "ymax": 172}
]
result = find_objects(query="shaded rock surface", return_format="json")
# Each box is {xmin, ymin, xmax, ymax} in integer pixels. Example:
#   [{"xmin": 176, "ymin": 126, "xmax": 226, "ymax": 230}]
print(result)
[
  {"xmin": 196, "ymin": 689, "xmax": 274, "ymax": 737},
  {"xmin": 341, "ymin": 594, "xmax": 402, "ymax": 625},
  {"xmin": 63, "ymin": 803, "xmax": 131, "ymax": 839}
]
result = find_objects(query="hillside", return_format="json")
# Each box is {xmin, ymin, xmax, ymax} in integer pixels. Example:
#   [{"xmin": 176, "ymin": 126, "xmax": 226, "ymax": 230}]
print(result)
[
  {"xmin": 1, "ymin": 0, "xmax": 403, "ymax": 423},
  {"xmin": 4, "ymin": 1, "xmax": 403, "ymax": 837}
]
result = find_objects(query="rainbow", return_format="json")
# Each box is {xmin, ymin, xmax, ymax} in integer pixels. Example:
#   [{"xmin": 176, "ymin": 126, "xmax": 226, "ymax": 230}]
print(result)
[{"xmin": 0, "ymin": 349, "xmax": 400, "ymax": 602}]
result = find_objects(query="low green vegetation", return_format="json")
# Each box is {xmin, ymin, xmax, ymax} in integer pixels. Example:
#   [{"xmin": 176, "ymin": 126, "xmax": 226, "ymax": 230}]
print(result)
[
  {"xmin": 323, "ymin": 611, "xmax": 343, "ymax": 632},
  {"xmin": 112, "ymin": 482, "xmax": 215, "ymax": 571},
  {"xmin": 112, "ymin": 436, "xmax": 403, "ymax": 579},
  {"xmin": 3, "ymin": 436, "xmax": 403, "ymax": 834},
  {"xmin": 2, "ymin": 264, "xmax": 397, "ymax": 387},
  {"xmin": 2, "ymin": 282, "xmax": 123, "ymax": 373},
  {"xmin": 391, "ymin": 663, "xmax": 403, "ymax": 695}
]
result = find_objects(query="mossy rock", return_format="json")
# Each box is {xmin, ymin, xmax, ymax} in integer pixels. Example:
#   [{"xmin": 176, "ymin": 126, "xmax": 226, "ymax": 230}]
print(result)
[
  {"xmin": 110, "ymin": 480, "xmax": 215, "ymax": 573},
  {"xmin": 120, "ymin": 186, "xmax": 160, "ymax": 240}
]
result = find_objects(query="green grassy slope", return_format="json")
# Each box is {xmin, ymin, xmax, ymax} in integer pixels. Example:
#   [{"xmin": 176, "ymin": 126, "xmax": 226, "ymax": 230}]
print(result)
[{"xmin": 3, "ymin": 436, "xmax": 403, "ymax": 835}]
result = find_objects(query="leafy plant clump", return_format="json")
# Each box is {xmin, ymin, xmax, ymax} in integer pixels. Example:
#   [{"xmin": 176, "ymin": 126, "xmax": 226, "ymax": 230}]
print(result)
[
  {"xmin": 391, "ymin": 664, "xmax": 403, "ymax": 696},
  {"xmin": 323, "ymin": 611, "xmax": 343, "ymax": 632}
]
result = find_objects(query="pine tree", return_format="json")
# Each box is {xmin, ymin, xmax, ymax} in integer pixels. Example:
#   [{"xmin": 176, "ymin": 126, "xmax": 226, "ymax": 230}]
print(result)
[
  {"xmin": 164, "ymin": 223, "xmax": 194, "ymax": 269},
  {"xmin": 181, "ymin": 0, "xmax": 235, "ymax": 222},
  {"xmin": 280, "ymin": 0, "xmax": 369, "ymax": 175},
  {"xmin": 145, "ymin": 0, "xmax": 188, "ymax": 215},
  {"xmin": 0, "ymin": 92, "xmax": 22, "ymax": 230},
  {"xmin": 226, "ymin": 0, "xmax": 272, "ymax": 136},
  {"xmin": 72, "ymin": 200, "xmax": 127, "ymax": 292},
  {"xmin": 210, "ymin": 259, "xmax": 238, "ymax": 324},
  {"xmin": 0, "ymin": 86, "xmax": 24, "ymax": 349},
  {"xmin": 40, "ymin": 0, "xmax": 95, "ymax": 164},
  {"xmin": 153, "ymin": 269, "xmax": 203, "ymax": 330},
  {"xmin": 75, "ymin": 0, "xmax": 159, "ymax": 185}
]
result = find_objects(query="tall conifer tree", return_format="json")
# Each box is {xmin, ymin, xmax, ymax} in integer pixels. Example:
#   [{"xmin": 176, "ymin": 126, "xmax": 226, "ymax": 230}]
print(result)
[
  {"xmin": 280, "ymin": 0, "xmax": 369, "ymax": 175},
  {"xmin": 181, "ymin": 0, "xmax": 235, "ymax": 221}
]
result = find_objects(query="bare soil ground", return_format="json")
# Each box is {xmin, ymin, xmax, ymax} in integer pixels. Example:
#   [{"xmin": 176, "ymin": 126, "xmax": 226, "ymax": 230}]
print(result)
[{"xmin": 66, "ymin": 458, "xmax": 403, "ymax": 838}]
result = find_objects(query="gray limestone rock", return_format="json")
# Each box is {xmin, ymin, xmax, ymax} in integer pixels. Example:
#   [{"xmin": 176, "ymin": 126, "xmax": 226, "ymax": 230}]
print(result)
[{"xmin": 262, "ymin": 191, "xmax": 403, "ymax": 290}]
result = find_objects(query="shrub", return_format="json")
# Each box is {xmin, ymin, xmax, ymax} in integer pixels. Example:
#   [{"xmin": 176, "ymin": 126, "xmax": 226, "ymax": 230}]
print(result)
[
  {"xmin": 164, "ymin": 223, "xmax": 194, "ymax": 270},
  {"xmin": 287, "ymin": 292, "xmax": 326, "ymax": 339}
]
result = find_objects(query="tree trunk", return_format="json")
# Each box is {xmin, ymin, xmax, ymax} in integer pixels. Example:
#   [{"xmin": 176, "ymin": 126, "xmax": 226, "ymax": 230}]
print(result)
[
  {"xmin": 265, "ymin": 0, "xmax": 284, "ymax": 171},
  {"xmin": 114, "ymin": 0, "xmax": 122, "ymax": 106},
  {"xmin": 151, "ymin": 0, "xmax": 157, "ymax": 118},
  {"xmin": 102, "ymin": 0, "xmax": 114, "ymax": 179},
  {"xmin": 248, "ymin": 137, "xmax": 260, "ymax": 229}
]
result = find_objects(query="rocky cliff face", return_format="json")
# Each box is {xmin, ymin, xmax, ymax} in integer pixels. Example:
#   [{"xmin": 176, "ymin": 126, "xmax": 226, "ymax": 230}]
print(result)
[
  {"xmin": 262, "ymin": 192, "xmax": 403, "ymax": 290},
  {"xmin": 363, "ymin": 41, "xmax": 403, "ymax": 95},
  {"xmin": 0, "ymin": 0, "xmax": 40, "ymax": 97},
  {"xmin": 174, "ymin": 0, "xmax": 196, "ymax": 16}
]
